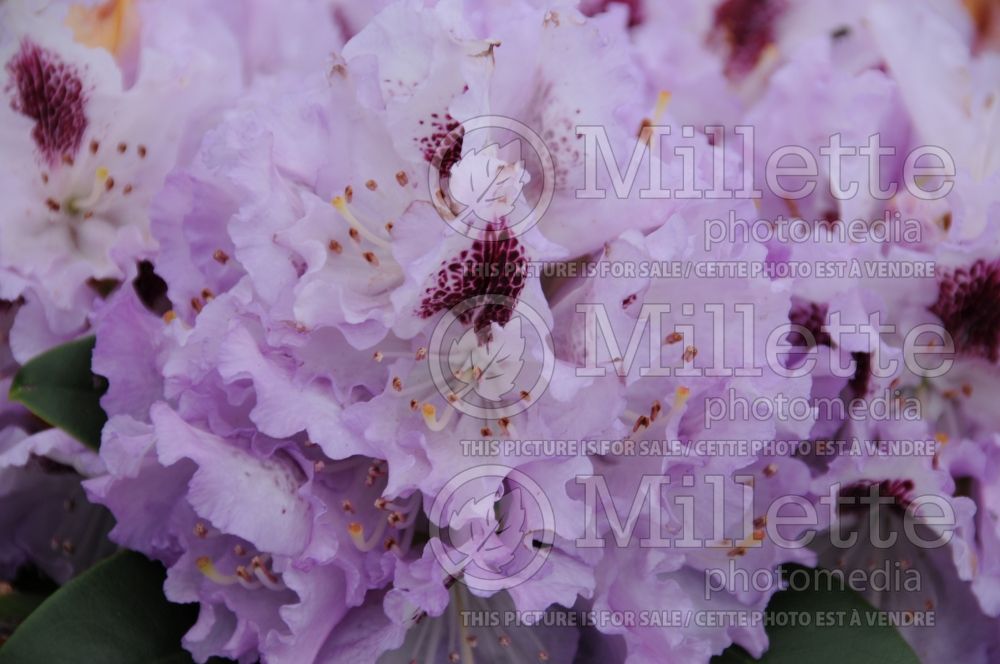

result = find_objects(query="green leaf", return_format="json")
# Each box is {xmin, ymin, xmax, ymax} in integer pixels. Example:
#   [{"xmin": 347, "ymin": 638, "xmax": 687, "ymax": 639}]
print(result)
[
  {"xmin": 712, "ymin": 566, "xmax": 920, "ymax": 664},
  {"xmin": 0, "ymin": 593, "xmax": 46, "ymax": 627},
  {"xmin": 0, "ymin": 551, "xmax": 199, "ymax": 664},
  {"xmin": 712, "ymin": 647, "xmax": 758, "ymax": 664},
  {"xmin": 8, "ymin": 336, "xmax": 108, "ymax": 450}
]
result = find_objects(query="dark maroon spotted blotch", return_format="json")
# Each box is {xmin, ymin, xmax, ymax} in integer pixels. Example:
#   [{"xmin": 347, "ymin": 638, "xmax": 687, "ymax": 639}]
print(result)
[
  {"xmin": 417, "ymin": 112, "xmax": 465, "ymax": 181},
  {"xmin": 930, "ymin": 258, "xmax": 1000, "ymax": 362},
  {"xmin": 417, "ymin": 224, "xmax": 528, "ymax": 341},
  {"xmin": 6, "ymin": 39, "xmax": 88, "ymax": 166},
  {"xmin": 712, "ymin": 0, "xmax": 786, "ymax": 77}
]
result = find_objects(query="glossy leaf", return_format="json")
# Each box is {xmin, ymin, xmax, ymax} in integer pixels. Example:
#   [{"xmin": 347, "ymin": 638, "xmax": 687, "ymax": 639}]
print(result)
[
  {"xmin": 8, "ymin": 336, "xmax": 108, "ymax": 450},
  {"xmin": 0, "ymin": 551, "xmax": 198, "ymax": 664}
]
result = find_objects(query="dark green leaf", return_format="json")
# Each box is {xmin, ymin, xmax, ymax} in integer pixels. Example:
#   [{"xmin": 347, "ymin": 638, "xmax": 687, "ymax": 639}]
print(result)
[
  {"xmin": 712, "ymin": 566, "xmax": 920, "ymax": 664},
  {"xmin": 0, "ymin": 551, "xmax": 198, "ymax": 664},
  {"xmin": 8, "ymin": 336, "xmax": 108, "ymax": 450},
  {"xmin": 712, "ymin": 645, "xmax": 759, "ymax": 664},
  {"xmin": 0, "ymin": 593, "xmax": 46, "ymax": 627}
]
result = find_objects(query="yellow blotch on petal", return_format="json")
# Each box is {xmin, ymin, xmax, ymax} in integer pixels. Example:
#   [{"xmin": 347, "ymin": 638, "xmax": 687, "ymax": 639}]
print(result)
[{"xmin": 66, "ymin": 0, "xmax": 139, "ymax": 57}]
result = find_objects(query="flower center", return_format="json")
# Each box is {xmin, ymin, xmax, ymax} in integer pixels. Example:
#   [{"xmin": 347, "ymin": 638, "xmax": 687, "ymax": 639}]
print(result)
[
  {"xmin": 839, "ymin": 478, "xmax": 915, "ymax": 516},
  {"xmin": 788, "ymin": 299, "xmax": 831, "ymax": 348},
  {"xmin": 711, "ymin": 0, "xmax": 785, "ymax": 77},
  {"xmin": 337, "ymin": 459, "xmax": 421, "ymax": 554}
]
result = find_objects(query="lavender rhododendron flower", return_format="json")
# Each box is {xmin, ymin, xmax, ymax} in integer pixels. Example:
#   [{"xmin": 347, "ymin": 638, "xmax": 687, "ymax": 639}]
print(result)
[{"xmin": 2, "ymin": 0, "xmax": 1000, "ymax": 663}]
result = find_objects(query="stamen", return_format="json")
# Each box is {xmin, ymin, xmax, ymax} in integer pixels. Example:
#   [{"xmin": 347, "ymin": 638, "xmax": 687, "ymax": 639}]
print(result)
[
  {"xmin": 72, "ymin": 166, "xmax": 111, "ymax": 210},
  {"xmin": 235, "ymin": 565, "xmax": 262, "ymax": 589},
  {"xmin": 251, "ymin": 556, "xmax": 285, "ymax": 590},
  {"xmin": 664, "ymin": 331, "xmax": 683, "ymax": 344},
  {"xmin": 673, "ymin": 386, "xmax": 691, "ymax": 408},
  {"xmin": 421, "ymin": 403, "xmax": 455, "ymax": 432},
  {"xmin": 331, "ymin": 196, "xmax": 391, "ymax": 249},
  {"xmin": 366, "ymin": 462, "xmax": 386, "ymax": 487},
  {"xmin": 196, "ymin": 556, "xmax": 238, "ymax": 585},
  {"xmin": 347, "ymin": 521, "xmax": 388, "ymax": 552},
  {"xmin": 639, "ymin": 91, "xmax": 672, "ymax": 144}
]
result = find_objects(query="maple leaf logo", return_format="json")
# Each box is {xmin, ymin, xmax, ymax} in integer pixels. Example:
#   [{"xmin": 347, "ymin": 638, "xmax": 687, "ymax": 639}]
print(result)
[
  {"xmin": 448, "ymin": 142, "xmax": 530, "ymax": 223},
  {"xmin": 448, "ymin": 318, "xmax": 526, "ymax": 402},
  {"xmin": 427, "ymin": 465, "xmax": 556, "ymax": 592},
  {"xmin": 444, "ymin": 486, "xmax": 531, "ymax": 575}
]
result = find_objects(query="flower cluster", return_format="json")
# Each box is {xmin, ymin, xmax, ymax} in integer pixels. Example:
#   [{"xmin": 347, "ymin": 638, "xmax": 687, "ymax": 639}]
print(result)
[{"xmin": 2, "ymin": 1, "xmax": 1000, "ymax": 663}]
